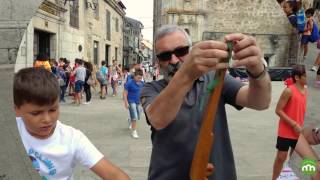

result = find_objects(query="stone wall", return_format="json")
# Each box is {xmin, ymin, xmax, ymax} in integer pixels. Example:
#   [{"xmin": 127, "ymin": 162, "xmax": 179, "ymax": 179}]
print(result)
[
  {"xmin": 204, "ymin": 0, "xmax": 293, "ymax": 67},
  {"xmin": 0, "ymin": 0, "xmax": 43, "ymax": 179},
  {"xmin": 154, "ymin": 0, "xmax": 206, "ymax": 43},
  {"xmin": 0, "ymin": 0, "xmax": 42, "ymax": 65},
  {"xmin": 154, "ymin": 0, "xmax": 305, "ymax": 67},
  {"xmin": 14, "ymin": 0, "xmax": 125, "ymax": 71}
]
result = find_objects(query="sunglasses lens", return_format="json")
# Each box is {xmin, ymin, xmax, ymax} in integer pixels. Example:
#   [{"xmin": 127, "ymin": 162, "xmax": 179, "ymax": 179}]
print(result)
[
  {"xmin": 157, "ymin": 46, "xmax": 189, "ymax": 61},
  {"xmin": 157, "ymin": 52, "xmax": 172, "ymax": 61},
  {"xmin": 174, "ymin": 46, "xmax": 189, "ymax": 57}
]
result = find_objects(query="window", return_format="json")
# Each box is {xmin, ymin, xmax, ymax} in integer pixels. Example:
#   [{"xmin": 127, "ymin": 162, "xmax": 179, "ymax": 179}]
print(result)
[
  {"xmin": 115, "ymin": 18, "xmax": 119, "ymax": 32},
  {"xmin": 69, "ymin": 0, "xmax": 79, "ymax": 28},
  {"xmin": 94, "ymin": 41, "xmax": 99, "ymax": 65},
  {"xmin": 106, "ymin": 10, "xmax": 111, "ymax": 40},
  {"xmin": 94, "ymin": 0, "xmax": 99, "ymax": 19},
  {"xmin": 115, "ymin": 47, "xmax": 118, "ymax": 61},
  {"xmin": 314, "ymin": 0, "xmax": 320, "ymax": 10},
  {"xmin": 184, "ymin": 28, "xmax": 190, "ymax": 35}
]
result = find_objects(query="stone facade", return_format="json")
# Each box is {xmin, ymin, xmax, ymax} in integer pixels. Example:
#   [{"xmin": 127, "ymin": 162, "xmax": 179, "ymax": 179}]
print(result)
[
  {"xmin": 153, "ymin": 0, "xmax": 316, "ymax": 67},
  {"xmin": 141, "ymin": 39, "xmax": 153, "ymax": 66},
  {"xmin": 204, "ymin": 0, "xmax": 292, "ymax": 67},
  {"xmin": 0, "ymin": 0, "xmax": 43, "ymax": 66},
  {"xmin": 15, "ymin": 0, "xmax": 125, "ymax": 71},
  {"xmin": 153, "ymin": 0, "xmax": 205, "ymax": 43},
  {"xmin": 0, "ymin": 0, "xmax": 44, "ymax": 179},
  {"xmin": 123, "ymin": 17, "xmax": 143, "ymax": 67}
]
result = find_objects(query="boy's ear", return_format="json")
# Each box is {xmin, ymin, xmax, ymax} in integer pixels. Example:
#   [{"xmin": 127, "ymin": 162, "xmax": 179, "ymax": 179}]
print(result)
[{"xmin": 14, "ymin": 105, "xmax": 21, "ymax": 117}]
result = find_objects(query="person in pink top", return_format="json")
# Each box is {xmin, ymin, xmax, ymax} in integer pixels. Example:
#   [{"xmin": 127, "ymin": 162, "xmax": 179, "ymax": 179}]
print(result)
[{"xmin": 272, "ymin": 64, "xmax": 307, "ymax": 180}]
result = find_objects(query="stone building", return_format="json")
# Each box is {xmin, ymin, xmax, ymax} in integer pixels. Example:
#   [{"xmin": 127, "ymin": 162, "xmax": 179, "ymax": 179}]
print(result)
[
  {"xmin": 141, "ymin": 39, "xmax": 153, "ymax": 66},
  {"xmin": 15, "ymin": 0, "xmax": 125, "ymax": 71},
  {"xmin": 153, "ymin": 0, "xmax": 205, "ymax": 44},
  {"xmin": 0, "ymin": 0, "xmax": 47, "ymax": 179},
  {"xmin": 123, "ymin": 17, "xmax": 143, "ymax": 67},
  {"xmin": 153, "ymin": 0, "xmax": 314, "ymax": 67}
]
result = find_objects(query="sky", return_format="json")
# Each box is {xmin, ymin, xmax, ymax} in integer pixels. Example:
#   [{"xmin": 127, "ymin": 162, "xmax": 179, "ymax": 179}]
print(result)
[{"xmin": 121, "ymin": 0, "xmax": 153, "ymax": 42}]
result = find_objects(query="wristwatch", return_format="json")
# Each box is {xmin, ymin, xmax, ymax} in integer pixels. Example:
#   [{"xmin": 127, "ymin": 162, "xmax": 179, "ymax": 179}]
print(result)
[{"xmin": 246, "ymin": 64, "xmax": 267, "ymax": 80}]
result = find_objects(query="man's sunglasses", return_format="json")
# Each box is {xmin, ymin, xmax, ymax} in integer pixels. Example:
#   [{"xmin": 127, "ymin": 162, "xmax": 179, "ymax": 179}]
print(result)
[{"xmin": 156, "ymin": 46, "xmax": 190, "ymax": 61}]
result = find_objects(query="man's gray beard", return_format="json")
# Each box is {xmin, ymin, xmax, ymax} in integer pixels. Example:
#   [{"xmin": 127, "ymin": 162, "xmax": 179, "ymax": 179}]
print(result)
[{"xmin": 160, "ymin": 62, "xmax": 182, "ymax": 82}]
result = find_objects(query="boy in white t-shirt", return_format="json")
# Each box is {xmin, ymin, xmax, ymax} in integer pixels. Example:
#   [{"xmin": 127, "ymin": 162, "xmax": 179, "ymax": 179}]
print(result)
[{"xmin": 13, "ymin": 67, "xmax": 130, "ymax": 180}]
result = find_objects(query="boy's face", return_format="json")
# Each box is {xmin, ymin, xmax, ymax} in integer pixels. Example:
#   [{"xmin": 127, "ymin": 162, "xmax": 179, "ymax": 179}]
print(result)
[
  {"xmin": 134, "ymin": 75, "xmax": 143, "ymax": 82},
  {"xmin": 295, "ymin": 74, "xmax": 307, "ymax": 86},
  {"xmin": 283, "ymin": 3, "xmax": 292, "ymax": 15},
  {"xmin": 15, "ymin": 100, "xmax": 59, "ymax": 139}
]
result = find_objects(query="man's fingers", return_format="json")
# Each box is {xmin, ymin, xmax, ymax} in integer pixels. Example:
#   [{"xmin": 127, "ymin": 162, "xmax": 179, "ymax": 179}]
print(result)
[
  {"xmin": 215, "ymin": 62, "xmax": 229, "ymax": 70},
  {"xmin": 206, "ymin": 163, "xmax": 215, "ymax": 177},
  {"xmin": 233, "ymin": 36, "xmax": 257, "ymax": 52},
  {"xmin": 195, "ymin": 40, "xmax": 228, "ymax": 51},
  {"xmin": 207, "ymin": 163, "xmax": 214, "ymax": 171},
  {"xmin": 191, "ymin": 55, "xmax": 229, "ymax": 69},
  {"xmin": 232, "ymin": 45, "xmax": 260, "ymax": 60},
  {"xmin": 224, "ymin": 33, "xmax": 246, "ymax": 42},
  {"xmin": 195, "ymin": 58, "xmax": 219, "ymax": 67},
  {"xmin": 196, "ymin": 49, "xmax": 229, "ymax": 59}
]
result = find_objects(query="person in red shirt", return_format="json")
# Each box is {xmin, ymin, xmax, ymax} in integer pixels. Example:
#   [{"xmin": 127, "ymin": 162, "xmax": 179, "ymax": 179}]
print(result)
[{"xmin": 272, "ymin": 64, "xmax": 307, "ymax": 180}]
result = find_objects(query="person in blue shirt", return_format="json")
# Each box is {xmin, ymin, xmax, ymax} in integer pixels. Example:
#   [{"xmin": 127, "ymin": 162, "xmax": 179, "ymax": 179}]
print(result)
[
  {"xmin": 97, "ymin": 61, "xmax": 108, "ymax": 99},
  {"xmin": 282, "ymin": 0, "xmax": 298, "ymax": 28},
  {"xmin": 123, "ymin": 69, "xmax": 144, "ymax": 139}
]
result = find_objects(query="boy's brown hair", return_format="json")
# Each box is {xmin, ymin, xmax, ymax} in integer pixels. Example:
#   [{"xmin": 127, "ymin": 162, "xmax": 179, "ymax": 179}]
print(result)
[
  {"xmin": 291, "ymin": 64, "xmax": 306, "ymax": 82},
  {"xmin": 305, "ymin": 8, "xmax": 315, "ymax": 16},
  {"xmin": 134, "ymin": 68, "xmax": 143, "ymax": 77},
  {"xmin": 14, "ymin": 67, "xmax": 59, "ymax": 107}
]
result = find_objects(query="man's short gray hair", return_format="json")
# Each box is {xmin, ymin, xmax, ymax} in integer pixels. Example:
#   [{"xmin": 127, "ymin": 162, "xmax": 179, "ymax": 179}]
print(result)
[{"xmin": 154, "ymin": 25, "xmax": 192, "ymax": 47}]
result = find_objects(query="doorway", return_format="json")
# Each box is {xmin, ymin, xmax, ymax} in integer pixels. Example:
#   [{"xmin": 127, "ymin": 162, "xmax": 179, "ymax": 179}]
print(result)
[
  {"xmin": 34, "ymin": 30, "xmax": 52, "ymax": 59},
  {"xmin": 93, "ymin": 41, "xmax": 99, "ymax": 65},
  {"xmin": 105, "ymin": 44, "xmax": 110, "ymax": 66}
]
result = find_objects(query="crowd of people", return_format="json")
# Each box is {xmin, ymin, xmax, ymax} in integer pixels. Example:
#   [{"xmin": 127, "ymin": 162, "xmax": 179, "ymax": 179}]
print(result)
[
  {"xmin": 33, "ymin": 54, "xmax": 156, "ymax": 106},
  {"xmin": 279, "ymin": 0, "xmax": 320, "ymax": 87}
]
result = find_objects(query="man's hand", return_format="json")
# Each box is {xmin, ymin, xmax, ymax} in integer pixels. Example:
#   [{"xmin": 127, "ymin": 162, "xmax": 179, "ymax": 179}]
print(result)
[
  {"xmin": 179, "ymin": 40, "xmax": 229, "ymax": 81},
  {"xmin": 225, "ymin": 33, "xmax": 264, "ymax": 77}
]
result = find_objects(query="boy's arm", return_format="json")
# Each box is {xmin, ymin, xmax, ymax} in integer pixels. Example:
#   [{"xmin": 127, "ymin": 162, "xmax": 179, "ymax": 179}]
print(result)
[
  {"xmin": 91, "ymin": 158, "xmax": 130, "ymax": 180},
  {"xmin": 123, "ymin": 90, "xmax": 129, "ymax": 109},
  {"xmin": 71, "ymin": 68, "xmax": 76, "ymax": 76},
  {"xmin": 305, "ymin": 19, "xmax": 313, "ymax": 32},
  {"xmin": 275, "ymin": 88, "xmax": 301, "ymax": 131}
]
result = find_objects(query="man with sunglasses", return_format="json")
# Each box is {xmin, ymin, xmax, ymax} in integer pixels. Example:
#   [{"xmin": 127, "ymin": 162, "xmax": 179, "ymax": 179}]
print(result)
[{"xmin": 140, "ymin": 25, "xmax": 271, "ymax": 180}]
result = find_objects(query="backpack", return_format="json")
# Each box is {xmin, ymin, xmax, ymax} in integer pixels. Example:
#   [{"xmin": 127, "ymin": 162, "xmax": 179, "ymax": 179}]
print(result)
[
  {"xmin": 297, "ymin": 9, "xmax": 306, "ymax": 33},
  {"xmin": 96, "ymin": 71, "xmax": 106, "ymax": 83},
  {"xmin": 112, "ymin": 72, "xmax": 119, "ymax": 81},
  {"xmin": 309, "ymin": 19, "xmax": 319, "ymax": 43}
]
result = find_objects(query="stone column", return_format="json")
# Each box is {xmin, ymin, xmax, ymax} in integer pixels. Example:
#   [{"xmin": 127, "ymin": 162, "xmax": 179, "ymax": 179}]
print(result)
[{"xmin": 0, "ymin": 0, "xmax": 43, "ymax": 179}]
